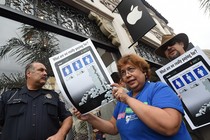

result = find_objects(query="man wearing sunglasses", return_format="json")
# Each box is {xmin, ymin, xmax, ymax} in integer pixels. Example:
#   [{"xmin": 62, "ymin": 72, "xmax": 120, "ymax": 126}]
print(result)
[
  {"xmin": 155, "ymin": 33, "xmax": 188, "ymax": 60},
  {"xmin": 155, "ymin": 33, "xmax": 210, "ymax": 140}
]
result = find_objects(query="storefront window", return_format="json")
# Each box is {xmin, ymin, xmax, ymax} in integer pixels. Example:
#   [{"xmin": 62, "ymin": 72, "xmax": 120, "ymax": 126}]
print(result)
[
  {"xmin": 0, "ymin": 16, "xmax": 80, "ymax": 92},
  {"xmin": 0, "ymin": 16, "xmax": 119, "ymax": 93}
]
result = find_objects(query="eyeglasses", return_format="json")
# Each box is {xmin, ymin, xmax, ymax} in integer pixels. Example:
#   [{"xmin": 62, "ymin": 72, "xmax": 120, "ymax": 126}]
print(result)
[
  {"xmin": 162, "ymin": 40, "xmax": 177, "ymax": 51},
  {"xmin": 120, "ymin": 67, "xmax": 136, "ymax": 78}
]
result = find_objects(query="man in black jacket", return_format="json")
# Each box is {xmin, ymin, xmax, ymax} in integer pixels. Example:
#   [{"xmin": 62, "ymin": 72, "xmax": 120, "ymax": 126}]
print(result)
[{"xmin": 0, "ymin": 62, "xmax": 73, "ymax": 140}]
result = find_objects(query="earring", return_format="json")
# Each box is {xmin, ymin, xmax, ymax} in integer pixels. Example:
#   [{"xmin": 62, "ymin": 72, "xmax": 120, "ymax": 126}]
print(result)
[{"xmin": 144, "ymin": 73, "xmax": 147, "ymax": 79}]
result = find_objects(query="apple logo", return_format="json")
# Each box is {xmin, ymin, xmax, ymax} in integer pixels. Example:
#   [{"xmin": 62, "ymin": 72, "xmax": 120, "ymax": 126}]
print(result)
[{"xmin": 126, "ymin": 5, "xmax": 142, "ymax": 25}]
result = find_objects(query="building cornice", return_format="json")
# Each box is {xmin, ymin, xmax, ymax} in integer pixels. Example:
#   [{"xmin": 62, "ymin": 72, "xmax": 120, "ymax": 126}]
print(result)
[{"xmin": 88, "ymin": 11, "xmax": 121, "ymax": 47}]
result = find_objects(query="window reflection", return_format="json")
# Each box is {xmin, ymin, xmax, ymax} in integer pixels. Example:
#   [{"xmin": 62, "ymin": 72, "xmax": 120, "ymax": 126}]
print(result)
[
  {"xmin": 0, "ymin": 16, "xmax": 118, "ymax": 93},
  {"xmin": 0, "ymin": 16, "xmax": 80, "ymax": 92}
]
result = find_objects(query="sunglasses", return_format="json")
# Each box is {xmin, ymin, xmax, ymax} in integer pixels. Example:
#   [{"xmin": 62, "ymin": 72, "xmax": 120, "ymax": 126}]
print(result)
[{"xmin": 162, "ymin": 40, "xmax": 177, "ymax": 51}]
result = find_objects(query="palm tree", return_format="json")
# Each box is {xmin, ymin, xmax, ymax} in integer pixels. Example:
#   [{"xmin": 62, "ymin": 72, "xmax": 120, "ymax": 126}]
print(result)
[
  {"xmin": 0, "ymin": 73, "xmax": 25, "ymax": 93},
  {"xmin": 0, "ymin": 24, "xmax": 60, "ymax": 76},
  {"xmin": 0, "ymin": 24, "xmax": 60, "ymax": 92},
  {"xmin": 199, "ymin": 0, "xmax": 210, "ymax": 16}
]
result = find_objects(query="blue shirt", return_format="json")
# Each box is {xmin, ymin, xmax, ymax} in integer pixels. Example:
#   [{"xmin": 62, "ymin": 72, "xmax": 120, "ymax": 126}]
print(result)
[{"xmin": 113, "ymin": 81, "xmax": 191, "ymax": 140}]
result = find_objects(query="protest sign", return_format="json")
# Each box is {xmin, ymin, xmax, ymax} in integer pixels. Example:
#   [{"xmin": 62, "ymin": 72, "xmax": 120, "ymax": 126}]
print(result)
[
  {"xmin": 49, "ymin": 39, "xmax": 114, "ymax": 114},
  {"xmin": 156, "ymin": 46, "xmax": 210, "ymax": 130}
]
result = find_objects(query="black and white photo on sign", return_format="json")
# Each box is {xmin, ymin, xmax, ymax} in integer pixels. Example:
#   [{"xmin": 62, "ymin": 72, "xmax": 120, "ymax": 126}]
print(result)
[
  {"xmin": 49, "ymin": 39, "xmax": 114, "ymax": 114},
  {"xmin": 156, "ymin": 46, "xmax": 210, "ymax": 130}
]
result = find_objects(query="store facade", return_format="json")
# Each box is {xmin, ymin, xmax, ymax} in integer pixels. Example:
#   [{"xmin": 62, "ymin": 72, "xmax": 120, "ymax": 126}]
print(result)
[
  {"xmin": 0, "ymin": 0, "xmax": 173, "ymax": 91},
  {"xmin": 0, "ymin": 0, "xmax": 174, "ymax": 139}
]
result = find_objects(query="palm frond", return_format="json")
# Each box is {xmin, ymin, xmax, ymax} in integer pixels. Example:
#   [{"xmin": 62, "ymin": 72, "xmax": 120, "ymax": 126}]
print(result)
[
  {"xmin": 0, "ymin": 73, "xmax": 25, "ymax": 93},
  {"xmin": 199, "ymin": 0, "xmax": 210, "ymax": 16},
  {"xmin": 0, "ymin": 24, "xmax": 61, "ymax": 89}
]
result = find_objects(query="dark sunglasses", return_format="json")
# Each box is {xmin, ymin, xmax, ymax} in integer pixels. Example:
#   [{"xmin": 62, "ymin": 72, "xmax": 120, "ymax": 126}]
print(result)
[{"xmin": 162, "ymin": 40, "xmax": 177, "ymax": 51}]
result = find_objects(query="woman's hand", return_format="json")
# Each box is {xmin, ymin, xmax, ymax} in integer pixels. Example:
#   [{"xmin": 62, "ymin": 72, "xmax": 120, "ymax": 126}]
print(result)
[
  {"xmin": 73, "ymin": 108, "xmax": 90, "ymax": 121},
  {"xmin": 111, "ymin": 83, "xmax": 129, "ymax": 103}
]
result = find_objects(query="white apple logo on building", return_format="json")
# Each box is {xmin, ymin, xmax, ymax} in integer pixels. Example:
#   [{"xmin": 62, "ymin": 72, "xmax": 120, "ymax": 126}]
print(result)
[{"xmin": 126, "ymin": 5, "xmax": 142, "ymax": 25}]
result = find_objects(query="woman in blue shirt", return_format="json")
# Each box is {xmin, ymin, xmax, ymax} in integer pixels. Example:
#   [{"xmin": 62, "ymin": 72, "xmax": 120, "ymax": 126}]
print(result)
[{"xmin": 73, "ymin": 54, "xmax": 191, "ymax": 140}]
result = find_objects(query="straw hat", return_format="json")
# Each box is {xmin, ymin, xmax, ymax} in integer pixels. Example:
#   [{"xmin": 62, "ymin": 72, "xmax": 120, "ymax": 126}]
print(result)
[{"xmin": 154, "ymin": 33, "xmax": 189, "ymax": 58}]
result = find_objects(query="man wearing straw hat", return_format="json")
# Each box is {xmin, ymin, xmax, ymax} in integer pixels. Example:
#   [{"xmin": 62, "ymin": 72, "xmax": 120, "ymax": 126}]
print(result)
[
  {"xmin": 155, "ymin": 33, "xmax": 210, "ymax": 140},
  {"xmin": 155, "ymin": 33, "xmax": 188, "ymax": 60}
]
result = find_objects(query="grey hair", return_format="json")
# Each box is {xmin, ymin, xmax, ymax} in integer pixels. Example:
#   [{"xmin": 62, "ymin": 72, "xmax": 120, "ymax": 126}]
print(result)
[{"xmin": 25, "ymin": 61, "xmax": 39, "ymax": 79}]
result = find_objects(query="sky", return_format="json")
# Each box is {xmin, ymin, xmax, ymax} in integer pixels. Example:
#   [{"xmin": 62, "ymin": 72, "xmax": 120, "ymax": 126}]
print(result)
[{"xmin": 146, "ymin": 0, "xmax": 210, "ymax": 50}]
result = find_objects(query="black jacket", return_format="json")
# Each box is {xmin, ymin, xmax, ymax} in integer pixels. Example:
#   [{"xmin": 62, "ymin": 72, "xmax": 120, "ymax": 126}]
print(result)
[{"xmin": 0, "ymin": 86, "xmax": 71, "ymax": 140}]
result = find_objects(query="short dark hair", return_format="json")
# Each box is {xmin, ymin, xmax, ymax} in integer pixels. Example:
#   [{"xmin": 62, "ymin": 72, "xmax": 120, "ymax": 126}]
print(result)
[{"xmin": 111, "ymin": 72, "xmax": 121, "ymax": 83}]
